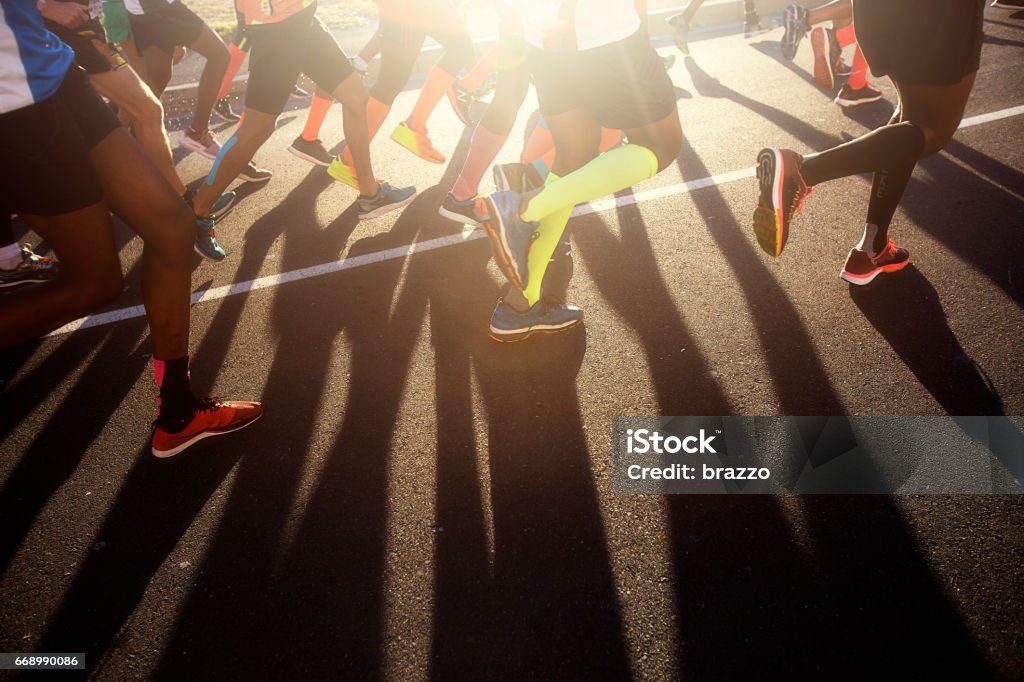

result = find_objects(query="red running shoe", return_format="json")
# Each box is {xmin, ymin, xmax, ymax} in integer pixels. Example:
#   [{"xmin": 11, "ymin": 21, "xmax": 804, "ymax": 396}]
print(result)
[
  {"xmin": 840, "ymin": 239, "xmax": 910, "ymax": 285},
  {"xmin": 753, "ymin": 148, "xmax": 813, "ymax": 257},
  {"xmin": 152, "ymin": 398, "xmax": 263, "ymax": 458}
]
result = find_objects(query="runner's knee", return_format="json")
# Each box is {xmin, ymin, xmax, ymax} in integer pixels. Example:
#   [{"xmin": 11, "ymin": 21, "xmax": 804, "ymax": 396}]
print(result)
[
  {"xmin": 125, "ymin": 90, "xmax": 164, "ymax": 130},
  {"xmin": 142, "ymin": 199, "xmax": 194, "ymax": 260},
  {"xmin": 650, "ymin": 131, "xmax": 682, "ymax": 172},
  {"xmin": 919, "ymin": 123, "xmax": 957, "ymax": 158},
  {"xmin": 64, "ymin": 259, "xmax": 123, "ymax": 311}
]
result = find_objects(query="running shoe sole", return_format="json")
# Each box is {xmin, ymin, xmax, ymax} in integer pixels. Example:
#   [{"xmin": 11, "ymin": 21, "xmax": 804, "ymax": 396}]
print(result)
[
  {"xmin": 753, "ymin": 148, "xmax": 785, "ymax": 257},
  {"xmin": 0, "ymin": 276, "xmax": 52, "ymax": 289},
  {"xmin": 152, "ymin": 410, "xmax": 262, "ymax": 458},
  {"xmin": 840, "ymin": 258, "xmax": 910, "ymax": 285},
  {"xmin": 438, "ymin": 204, "xmax": 482, "ymax": 227},
  {"xmin": 238, "ymin": 169, "xmax": 273, "ymax": 183},
  {"xmin": 811, "ymin": 28, "xmax": 835, "ymax": 91},
  {"xmin": 835, "ymin": 93, "xmax": 883, "ymax": 108},
  {"xmin": 286, "ymin": 144, "xmax": 332, "ymax": 167},
  {"xmin": 180, "ymin": 137, "xmax": 219, "ymax": 160},
  {"xmin": 481, "ymin": 196, "xmax": 525, "ymax": 290},
  {"xmin": 489, "ymin": 317, "xmax": 582, "ymax": 343}
]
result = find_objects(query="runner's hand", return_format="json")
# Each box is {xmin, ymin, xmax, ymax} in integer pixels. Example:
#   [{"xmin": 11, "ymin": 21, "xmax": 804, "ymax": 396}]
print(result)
[{"xmin": 37, "ymin": 0, "xmax": 90, "ymax": 29}]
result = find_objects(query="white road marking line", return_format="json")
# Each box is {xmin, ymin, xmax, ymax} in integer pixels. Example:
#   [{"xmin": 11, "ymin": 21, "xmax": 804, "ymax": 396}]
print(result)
[{"xmin": 47, "ymin": 104, "xmax": 1024, "ymax": 337}]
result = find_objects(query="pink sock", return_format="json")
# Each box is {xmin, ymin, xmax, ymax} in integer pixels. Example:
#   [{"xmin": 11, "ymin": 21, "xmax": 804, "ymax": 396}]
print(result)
[
  {"xmin": 153, "ymin": 358, "xmax": 166, "ymax": 410},
  {"xmin": 452, "ymin": 123, "xmax": 507, "ymax": 201}
]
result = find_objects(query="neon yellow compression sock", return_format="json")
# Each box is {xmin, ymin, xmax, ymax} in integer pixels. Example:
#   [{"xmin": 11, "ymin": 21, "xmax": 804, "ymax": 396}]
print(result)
[
  {"xmin": 523, "ymin": 173, "xmax": 572, "ymax": 306},
  {"xmin": 520, "ymin": 143, "xmax": 658, "ymax": 223}
]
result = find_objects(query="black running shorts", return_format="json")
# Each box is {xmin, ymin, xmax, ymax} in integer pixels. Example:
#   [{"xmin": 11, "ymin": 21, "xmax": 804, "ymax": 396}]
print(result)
[
  {"xmin": 128, "ymin": 1, "xmax": 205, "ymax": 55},
  {"xmin": 853, "ymin": 0, "xmax": 985, "ymax": 86},
  {"xmin": 532, "ymin": 28, "xmax": 677, "ymax": 130},
  {"xmin": 244, "ymin": 6, "xmax": 353, "ymax": 116},
  {"xmin": 45, "ymin": 18, "xmax": 128, "ymax": 74},
  {"xmin": 0, "ymin": 66, "xmax": 120, "ymax": 217}
]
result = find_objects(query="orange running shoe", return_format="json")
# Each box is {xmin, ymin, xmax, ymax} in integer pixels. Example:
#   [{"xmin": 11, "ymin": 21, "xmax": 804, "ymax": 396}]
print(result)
[
  {"xmin": 152, "ymin": 398, "xmax": 263, "ymax": 458},
  {"xmin": 390, "ymin": 121, "xmax": 445, "ymax": 164}
]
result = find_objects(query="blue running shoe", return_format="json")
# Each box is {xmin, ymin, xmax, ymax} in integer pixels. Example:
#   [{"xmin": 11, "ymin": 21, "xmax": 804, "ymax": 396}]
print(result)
[
  {"xmin": 357, "ymin": 181, "xmax": 417, "ymax": 219},
  {"xmin": 184, "ymin": 189, "xmax": 235, "ymax": 223},
  {"xmin": 210, "ymin": 191, "xmax": 236, "ymax": 222},
  {"xmin": 489, "ymin": 300, "xmax": 583, "ymax": 342},
  {"xmin": 195, "ymin": 216, "xmax": 226, "ymax": 261},
  {"xmin": 482, "ymin": 190, "xmax": 536, "ymax": 290}
]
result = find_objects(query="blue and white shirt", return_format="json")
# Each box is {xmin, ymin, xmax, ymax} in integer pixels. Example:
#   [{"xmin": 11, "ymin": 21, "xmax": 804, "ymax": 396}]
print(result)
[{"xmin": 0, "ymin": 0, "xmax": 74, "ymax": 114}]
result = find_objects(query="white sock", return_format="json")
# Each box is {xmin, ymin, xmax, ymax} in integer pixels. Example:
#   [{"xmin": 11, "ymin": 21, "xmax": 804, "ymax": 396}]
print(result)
[
  {"xmin": 857, "ymin": 223, "xmax": 880, "ymax": 257},
  {"xmin": 0, "ymin": 242, "xmax": 21, "ymax": 270}
]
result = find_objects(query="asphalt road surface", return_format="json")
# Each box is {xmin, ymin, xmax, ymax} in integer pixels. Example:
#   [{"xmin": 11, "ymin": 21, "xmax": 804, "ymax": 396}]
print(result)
[{"xmin": 2, "ymin": 9, "xmax": 1023, "ymax": 681}]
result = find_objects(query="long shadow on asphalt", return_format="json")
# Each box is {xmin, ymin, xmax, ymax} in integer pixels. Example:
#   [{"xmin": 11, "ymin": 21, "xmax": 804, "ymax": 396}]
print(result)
[
  {"xmin": 424, "ymin": 232, "xmax": 631, "ymax": 679},
  {"xmin": 904, "ymin": 140, "xmax": 1024, "ymax": 307},
  {"xmin": 154, "ymin": 197, "xmax": 427, "ymax": 679},
  {"xmin": 0, "ymin": 320, "xmax": 149, "ymax": 575},
  {"xmin": 850, "ymin": 266, "xmax": 1005, "ymax": 416},
  {"xmin": 850, "ymin": 266, "xmax": 1024, "ymax": 487}
]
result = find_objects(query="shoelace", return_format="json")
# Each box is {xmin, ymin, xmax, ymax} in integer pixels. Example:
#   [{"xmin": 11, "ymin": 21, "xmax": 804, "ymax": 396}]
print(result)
[
  {"xmin": 873, "ymin": 239, "xmax": 898, "ymax": 263},
  {"xmin": 788, "ymin": 172, "xmax": 814, "ymax": 218},
  {"xmin": 189, "ymin": 128, "xmax": 215, "ymax": 147},
  {"xmin": 152, "ymin": 398, "xmax": 224, "ymax": 432}
]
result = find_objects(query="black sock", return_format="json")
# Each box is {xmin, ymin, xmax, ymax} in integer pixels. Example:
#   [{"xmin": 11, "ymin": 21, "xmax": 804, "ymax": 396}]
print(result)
[
  {"xmin": 801, "ymin": 121, "xmax": 925, "ymax": 187},
  {"xmin": 159, "ymin": 356, "xmax": 197, "ymax": 423}
]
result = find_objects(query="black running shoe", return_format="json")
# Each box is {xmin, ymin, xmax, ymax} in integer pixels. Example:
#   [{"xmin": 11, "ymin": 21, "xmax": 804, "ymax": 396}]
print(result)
[
  {"xmin": 991, "ymin": 0, "xmax": 1024, "ymax": 8},
  {"xmin": 753, "ymin": 148, "xmax": 813, "ymax": 257},
  {"xmin": 840, "ymin": 240, "xmax": 910, "ymax": 285},
  {"xmin": 834, "ymin": 83, "xmax": 883, "ymax": 108},
  {"xmin": 287, "ymin": 136, "xmax": 334, "ymax": 167},
  {"xmin": 781, "ymin": 4, "xmax": 810, "ymax": 60},
  {"xmin": 213, "ymin": 97, "xmax": 240, "ymax": 122},
  {"xmin": 238, "ymin": 162, "xmax": 273, "ymax": 183},
  {"xmin": 438, "ymin": 192, "xmax": 483, "ymax": 227}
]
